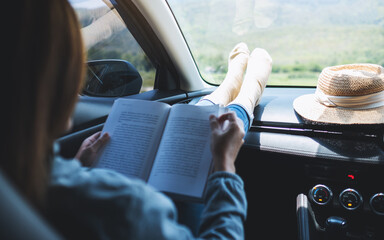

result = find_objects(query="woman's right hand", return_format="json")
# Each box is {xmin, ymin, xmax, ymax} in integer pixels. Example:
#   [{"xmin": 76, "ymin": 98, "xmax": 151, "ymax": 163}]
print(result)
[{"xmin": 209, "ymin": 112, "xmax": 245, "ymax": 173}]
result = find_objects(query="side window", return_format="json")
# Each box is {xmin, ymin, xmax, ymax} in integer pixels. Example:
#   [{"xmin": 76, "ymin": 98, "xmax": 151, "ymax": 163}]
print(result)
[{"xmin": 71, "ymin": 0, "xmax": 155, "ymax": 96}]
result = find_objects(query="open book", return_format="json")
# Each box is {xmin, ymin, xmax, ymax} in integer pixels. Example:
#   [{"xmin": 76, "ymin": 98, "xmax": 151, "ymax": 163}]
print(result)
[{"xmin": 95, "ymin": 98, "xmax": 223, "ymax": 201}]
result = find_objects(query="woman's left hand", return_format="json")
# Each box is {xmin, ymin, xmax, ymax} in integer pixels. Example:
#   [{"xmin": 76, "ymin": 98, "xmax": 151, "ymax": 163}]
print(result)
[{"xmin": 75, "ymin": 131, "xmax": 110, "ymax": 166}]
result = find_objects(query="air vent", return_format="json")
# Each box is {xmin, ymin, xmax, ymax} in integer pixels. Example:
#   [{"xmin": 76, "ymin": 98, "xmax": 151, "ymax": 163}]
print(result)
[
  {"xmin": 251, "ymin": 121, "xmax": 381, "ymax": 142},
  {"xmin": 381, "ymin": 133, "xmax": 384, "ymax": 150}
]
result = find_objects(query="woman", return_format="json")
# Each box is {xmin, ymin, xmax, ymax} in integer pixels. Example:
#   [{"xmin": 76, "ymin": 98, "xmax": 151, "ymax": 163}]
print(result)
[{"xmin": 2, "ymin": 0, "xmax": 272, "ymax": 239}]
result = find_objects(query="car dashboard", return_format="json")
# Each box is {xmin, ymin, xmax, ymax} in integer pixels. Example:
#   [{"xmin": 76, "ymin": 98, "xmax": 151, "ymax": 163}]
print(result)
[
  {"xmin": 238, "ymin": 87, "xmax": 384, "ymax": 239},
  {"xmin": 59, "ymin": 87, "xmax": 383, "ymax": 239}
]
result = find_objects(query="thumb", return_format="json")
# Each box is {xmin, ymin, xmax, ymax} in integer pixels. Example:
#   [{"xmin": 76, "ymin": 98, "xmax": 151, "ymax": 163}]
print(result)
[
  {"xmin": 92, "ymin": 132, "xmax": 110, "ymax": 150},
  {"xmin": 209, "ymin": 115, "xmax": 220, "ymax": 131}
]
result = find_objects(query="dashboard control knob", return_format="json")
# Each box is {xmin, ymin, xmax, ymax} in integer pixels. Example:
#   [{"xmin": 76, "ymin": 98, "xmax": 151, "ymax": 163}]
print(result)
[
  {"xmin": 370, "ymin": 193, "xmax": 384, "ymax": 215},
  {"xmin": 309, "ymin": 184, "xmax": 332, "ymax": 205},
  {"xmin": 339, "ymin": 188, "xmax": 363, "ymax": 210}
]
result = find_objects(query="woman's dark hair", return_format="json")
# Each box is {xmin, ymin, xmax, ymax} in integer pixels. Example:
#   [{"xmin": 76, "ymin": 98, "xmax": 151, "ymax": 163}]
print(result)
[{"xmin": 1, "ymin": 0, "xmax": 85, "ymax": 209}]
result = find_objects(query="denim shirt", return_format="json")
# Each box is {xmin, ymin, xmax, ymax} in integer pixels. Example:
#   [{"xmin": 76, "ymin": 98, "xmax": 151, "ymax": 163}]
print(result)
[{"xmin": 48, "ymin": 156, "xmax": 247, "ymax": 239}]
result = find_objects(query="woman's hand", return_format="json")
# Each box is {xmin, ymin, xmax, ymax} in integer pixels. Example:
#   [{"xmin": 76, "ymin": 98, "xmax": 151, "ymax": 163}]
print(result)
[
  {"xmin": 75, "ymin": 131, "xmax": 110, "ymax": 167},
  {"xmin": 209, "ymin": 112, "xmax": 245, "ymax": 173}
]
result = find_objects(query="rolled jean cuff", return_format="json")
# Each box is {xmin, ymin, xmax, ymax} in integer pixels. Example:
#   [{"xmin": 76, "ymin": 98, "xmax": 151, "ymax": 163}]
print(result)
[
  {"xmin": 226, "ymin": 103, "xmax": 253, "ymax": 134},
  {"xmin": 196, "ymin": 98, "xmax": 252, "ymax": 134}
]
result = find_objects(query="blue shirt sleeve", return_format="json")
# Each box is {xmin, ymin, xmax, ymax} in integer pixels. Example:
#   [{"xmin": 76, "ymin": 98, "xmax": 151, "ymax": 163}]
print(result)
[
  {"xmin": 199, "ymin": 171, "xmax": 247, "ymax": 239},
  {"xmin": 48, "ymin": 157, "xmax": 247, "ymax": 240}
]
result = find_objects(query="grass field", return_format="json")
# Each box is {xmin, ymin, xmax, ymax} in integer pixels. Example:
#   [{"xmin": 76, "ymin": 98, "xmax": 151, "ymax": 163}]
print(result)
[
  {"xmin": 192, "ymin": 25, "xmax": 384, "ymax": 86},
  {"xmin": 168, "ymin": 0, "xmax": 384, "ymax": 86}
]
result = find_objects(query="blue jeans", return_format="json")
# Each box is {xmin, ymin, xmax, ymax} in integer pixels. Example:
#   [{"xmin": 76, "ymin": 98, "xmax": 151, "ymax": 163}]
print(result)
[{"xmin": 196, "ymin": 99, "xmax": 252, "ymax": 135}]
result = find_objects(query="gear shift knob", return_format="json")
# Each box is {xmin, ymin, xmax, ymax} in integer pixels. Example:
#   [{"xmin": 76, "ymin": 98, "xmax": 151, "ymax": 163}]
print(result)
[{"xmin": 325, "ymin": 216, "xmax": 347, "ymax": 240}]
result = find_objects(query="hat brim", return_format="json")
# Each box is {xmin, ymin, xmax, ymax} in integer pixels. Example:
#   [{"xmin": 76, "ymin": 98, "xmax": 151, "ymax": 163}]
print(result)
[{"xmin": 293, "ymin": 94, "xmax": 384, "ymax": 125}]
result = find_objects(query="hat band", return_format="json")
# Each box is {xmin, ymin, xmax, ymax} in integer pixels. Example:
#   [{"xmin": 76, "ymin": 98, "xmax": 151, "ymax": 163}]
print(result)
[{"xmin": 315, "ymin": 88, "xmax": 384, "ymax": 110}]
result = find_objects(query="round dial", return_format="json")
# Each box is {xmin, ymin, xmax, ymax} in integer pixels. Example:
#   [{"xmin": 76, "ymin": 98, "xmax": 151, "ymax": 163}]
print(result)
[
  {"xmin": 339, "ymin": 188, "xmax": 363, "ymax": 210},
  {"xmin": 370, "ymin": 193, "xmax": 384, "ymax": 215},
  {"xmin": 309, "ymin": 184, "xmax": 332, "ymax": 205}
]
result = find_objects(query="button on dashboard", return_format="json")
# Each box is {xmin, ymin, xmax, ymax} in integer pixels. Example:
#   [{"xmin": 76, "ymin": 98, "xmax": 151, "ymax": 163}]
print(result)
[
  {"xmin": 370, "ymin": 193, "xmax": 384, "ymax": 215},
  {"xmin": 309, "ymin": 184, "xmax": 332, "ymax": 205},
  {"xmin": 339, "ymin": 188, "xmax": 363, "ymax": 211}
]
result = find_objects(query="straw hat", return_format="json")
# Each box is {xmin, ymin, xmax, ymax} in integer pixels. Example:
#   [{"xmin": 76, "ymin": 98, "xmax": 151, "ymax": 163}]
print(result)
[{"xmin": 293, "ymin": 64, "xmax": 384, "ymax": 124}]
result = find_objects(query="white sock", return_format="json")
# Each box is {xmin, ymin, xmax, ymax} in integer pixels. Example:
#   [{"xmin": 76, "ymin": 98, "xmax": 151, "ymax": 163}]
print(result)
[
  {"xmin": 230, "ymin": 48, "xmax": 272, "ymax": 112},
  {"xmin": 202, "ymin": 42, "xmax": 249, "ymax": 106}
]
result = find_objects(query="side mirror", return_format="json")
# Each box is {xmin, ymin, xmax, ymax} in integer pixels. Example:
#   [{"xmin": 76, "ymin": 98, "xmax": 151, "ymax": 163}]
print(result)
[{"xmin": 82, "ymin": 60, "xmax": 142, "ymax": 97}]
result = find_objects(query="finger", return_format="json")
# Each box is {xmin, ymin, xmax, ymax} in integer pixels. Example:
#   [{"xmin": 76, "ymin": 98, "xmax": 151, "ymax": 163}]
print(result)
[
  {"xmin": 237, "ymin": 118, "xmax": 245, "ymax": 135},
  {"xmin": 217, "ymin": 112, "xmax": 230, "ymax": 124},
  {"xmin": 223, "ymin": 114, "xmax": 244, "ymax": 135},
  {"xmin": 92, "ymin": 132, "xmax": 110, "ymax": 150},
  {"xmin": 226, "ymin": 112, "xmax": 237, "ymax": 122},
  {"xmin": 218, "ymin": 111, "xmax": 237, "ymax": 124},
  {"xmin": 209, "ymin": 115, "xmax": 220, "ymax": 131},
  {"xmin": 93, "ymin": 131, "xmax": 102, "ymax": 138},
  {"xmin": 87, "ymin": 131, "xmax": 102, "ymax": 144}
]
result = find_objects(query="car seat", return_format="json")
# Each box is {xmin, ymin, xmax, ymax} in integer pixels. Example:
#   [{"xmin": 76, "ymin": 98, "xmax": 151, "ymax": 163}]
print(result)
[{"xmin": 0, "ymin": 169, "xmax": 61, "ymax": 240}]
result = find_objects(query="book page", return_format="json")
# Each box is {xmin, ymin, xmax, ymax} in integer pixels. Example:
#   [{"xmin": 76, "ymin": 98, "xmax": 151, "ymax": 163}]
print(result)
[
  {"xmin": 147, "ymin": 104, "xmax": 220, "ymax": 198},
  {"xmin": 95, "ymin": 99, "xmax": 170, "ymax": 180}
]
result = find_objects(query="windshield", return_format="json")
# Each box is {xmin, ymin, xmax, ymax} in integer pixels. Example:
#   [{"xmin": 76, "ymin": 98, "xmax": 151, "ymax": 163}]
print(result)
[{"xmin": 167, "ymin": 0, "xmax": 384, "ymax": 86}]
